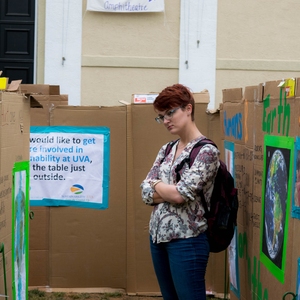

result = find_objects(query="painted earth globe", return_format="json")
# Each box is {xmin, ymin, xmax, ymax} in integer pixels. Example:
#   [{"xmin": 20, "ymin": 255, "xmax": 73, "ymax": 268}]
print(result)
[{"xmin": 264, "ymin": 149, "xmax": 287, "ymax": 260}]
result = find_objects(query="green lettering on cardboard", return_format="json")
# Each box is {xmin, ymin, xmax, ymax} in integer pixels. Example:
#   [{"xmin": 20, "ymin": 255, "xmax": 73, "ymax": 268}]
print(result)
[
  {"xmin": 262, "ymin": 94, "xmax": 270, "ymax": 132},
  {"xmin": 257, "ymin": 260, "xmax": 262, "ymax": 300},
  {"xmin": 277, "ymin": 89, "xmax": 283, "ymax": 134},
  {"xmin": 263, "ymin": 90, "xmax": 290, "ymax": 136},
  {"xmin": 238, "ymin": 232, "xmax": 249, "ymax": 259},
  {"xmin": 263, "ymin": 289, "xmax": 268, "ymax": 300},
  {"xmin": 283, "ymin": 91, "xmax": 290, "ymax": 136},
  {"xmin": 271, "ymin": 108, "xmax": 276, "ymax": 133},
  {"xmin": 266, "ymin": 110, "xmax": 271, "ymax": 133},
  {"xmin": 263, "ymin": 94, "xmax": 276, "ymax": 134}
]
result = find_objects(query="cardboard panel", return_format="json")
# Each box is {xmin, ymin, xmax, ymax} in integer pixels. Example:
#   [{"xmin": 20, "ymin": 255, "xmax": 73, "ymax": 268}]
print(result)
[
  {"xmin": 236, "ymin": 224, "xmax": 251, "ymax": 300},
  {"xmin": 29, "ymin": 250, "xmax": 49, "ymax": 286},
  {"xmin": 229, "ymin": 78, "xmax": 299, "ymax": 300},
  {"xmin": 207, "ymin": 111, "xmax": 222, "ymax": 149},
  {"xmin": 29, "ymin": 93, "xmax": 67, "ymax": 287},
  {"xmin": 48, "ymin": 106, "xmax": 127, "ymax": 288},
  {"xmin": 234, "ymin": 143, "xmax": 246, "ymax": 226},
  {"xmin": 0, "ymin": 92, "xmax": 31, "ymax": 299},
  {"xmin": 130, "ymin": 102, "xmax": 222, "ymax": 293},
  {"xmin": 243, "ymin": 85, "xmax": 261, "ymax": 148},
  {"xmin": 205, "ymin": 252, "xmax": 227, "ymax": 295},
  {"xmin": 221, "ymin": 88, "xmax": 244, "ymax": 145},
  {"xmin": 29, "ymin": 207, "xmax": 49, "ymax": 251},
  {"xmin": 28, "ymin": 207, "xmax": 50, "ymax": 287}
]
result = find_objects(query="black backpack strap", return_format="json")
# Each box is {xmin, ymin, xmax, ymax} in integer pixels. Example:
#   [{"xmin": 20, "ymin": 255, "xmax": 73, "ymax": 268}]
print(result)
[
  {"xmin": 175, "ymin": 138, "xmax": 218, "ymax": 182},
  {"xmin": 160, "ymin": 139, "xmax": 179, "ymax": 164},
  {"xmin": 175, "ymin": 157, "xmax": 190, "ymax": 182}
]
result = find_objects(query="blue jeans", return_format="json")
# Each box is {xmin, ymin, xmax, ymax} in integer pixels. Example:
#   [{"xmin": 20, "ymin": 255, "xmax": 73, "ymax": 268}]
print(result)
[{"xmin": 150, "ymin": 233, "xmax": 210, "ymax": 300}]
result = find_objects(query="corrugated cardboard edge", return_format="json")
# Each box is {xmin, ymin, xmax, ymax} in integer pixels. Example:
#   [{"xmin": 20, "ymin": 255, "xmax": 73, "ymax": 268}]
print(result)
[{"xmin": 119, "ymin": 100, "xmax": 137, "ymax": 293}]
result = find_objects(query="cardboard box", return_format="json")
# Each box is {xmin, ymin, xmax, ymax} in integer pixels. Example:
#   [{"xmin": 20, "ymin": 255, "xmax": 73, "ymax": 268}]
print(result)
[
  {"xmin": 0, "ymin": 91, "xmax": 32, "ymax": 299},
  {"xmin": 26, "ymin": 85, "xmax": 66, "ymax": 287}
]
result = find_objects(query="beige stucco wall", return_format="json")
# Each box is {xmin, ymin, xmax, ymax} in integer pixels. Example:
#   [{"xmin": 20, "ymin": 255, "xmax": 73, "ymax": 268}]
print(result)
[
  {"xmin": 216, "ymin": 0, "xmax": 300, "ymax": 106},
  {"xmin": 81, "ymin": 0, "xmax": 180, "ymax": 106},
  {"xmin": 36, "ymin": 1, "xmax": 300, "ymax": 107}
]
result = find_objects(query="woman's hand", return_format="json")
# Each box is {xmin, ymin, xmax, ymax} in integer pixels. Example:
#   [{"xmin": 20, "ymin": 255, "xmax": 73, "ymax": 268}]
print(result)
[
  {"xmin": 154, "ymin": 181, "xmax": 185, "ymax": 204},
  {"xmin": 152, "ymin": 192, "xmax": 165, "ymax": 204}
]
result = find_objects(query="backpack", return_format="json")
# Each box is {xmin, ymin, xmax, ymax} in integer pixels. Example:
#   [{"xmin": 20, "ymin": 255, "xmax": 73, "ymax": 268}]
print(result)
[{"xmin": 162, "ymin": 138, "xmax": 239, "ymax": 253}]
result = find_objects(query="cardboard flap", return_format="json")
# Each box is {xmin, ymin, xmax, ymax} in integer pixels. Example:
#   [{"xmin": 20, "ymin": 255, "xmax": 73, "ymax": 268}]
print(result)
[
  {"xmin": 222, "ymin": 88, "xmax": 243, "ymax": 103},
  {"xmin": 194, "ymin": 90, "xmax": 210, "ymax": 104},
  {"xmin": 6, "ymin": 79, "xmax": 22, "ymax": 92},
  {"xmin": 26, "ymin": 94, "xmax": 43, "ymax": 108},
  {"xmin": 29, "ymin": 94, "xmax": 69, "ymax": 109},
  {"xmin": 21, "ymin": 84, "xmax": 60, "ymax": 95},
  {"xmin": 30, "ymin": 97, "xmax": 43, "ymax": 108}
]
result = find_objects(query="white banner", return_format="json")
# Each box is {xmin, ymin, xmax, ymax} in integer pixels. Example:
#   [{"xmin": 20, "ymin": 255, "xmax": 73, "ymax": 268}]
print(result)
[{"xmin": 87, "ymin": 0, "xmax": 164, "ymax": 13}]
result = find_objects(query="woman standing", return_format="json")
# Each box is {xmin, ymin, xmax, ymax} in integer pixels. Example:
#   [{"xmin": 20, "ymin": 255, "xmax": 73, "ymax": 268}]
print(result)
[{"xmin": 140, "ymin": 84, "xmax": 220, "ymax": 300}]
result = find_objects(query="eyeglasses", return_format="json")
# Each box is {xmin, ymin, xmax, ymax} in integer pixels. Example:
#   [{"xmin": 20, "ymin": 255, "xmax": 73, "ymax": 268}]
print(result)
[{"xmin": 155, "ymin": 107, "xmax": 181, "ymax": 124}]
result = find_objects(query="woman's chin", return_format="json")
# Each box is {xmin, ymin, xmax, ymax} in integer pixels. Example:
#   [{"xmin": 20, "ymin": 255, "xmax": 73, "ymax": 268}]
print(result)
[{"xmin": 168, "ymin": 128, "xmax": 178, "ymax": 135}]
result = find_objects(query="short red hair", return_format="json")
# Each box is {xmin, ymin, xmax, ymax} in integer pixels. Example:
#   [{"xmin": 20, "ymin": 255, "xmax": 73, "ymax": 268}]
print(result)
[{"xmin": 153, "ymin": 84, "xmax": 195, "ymax": 121}]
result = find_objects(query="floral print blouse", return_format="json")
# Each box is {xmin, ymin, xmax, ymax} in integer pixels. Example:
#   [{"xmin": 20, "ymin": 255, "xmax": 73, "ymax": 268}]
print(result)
[{"xmin": 140, "ymin": 136, "xmax": 220, "ymax": 244}]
